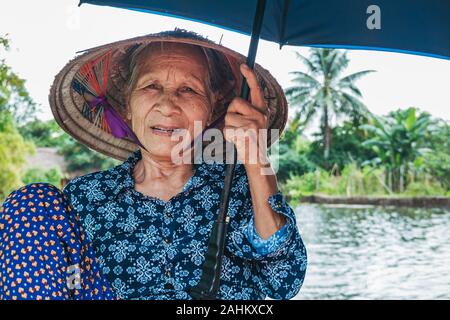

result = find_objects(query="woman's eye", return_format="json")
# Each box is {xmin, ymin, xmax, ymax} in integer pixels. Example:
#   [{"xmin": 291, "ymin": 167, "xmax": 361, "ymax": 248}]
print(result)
[
  {"xmin": 180, "ymin": 86, "xmax": 196, "ymax": 94},
  {"xmin": 144, "ymin": 83, "xmax": 159, "ymax": 90}
]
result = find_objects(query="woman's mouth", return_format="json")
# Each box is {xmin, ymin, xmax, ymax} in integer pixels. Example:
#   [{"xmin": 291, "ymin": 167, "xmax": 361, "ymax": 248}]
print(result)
[{"xmin": 150, "ymin": 126, "xmax": 184, "ymax": 136}]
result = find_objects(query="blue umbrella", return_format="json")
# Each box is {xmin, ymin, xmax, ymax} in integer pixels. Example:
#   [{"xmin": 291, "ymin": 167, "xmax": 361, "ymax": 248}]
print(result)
[
  {"xmin": 80, "ymin": 0, "xmax": 450, "ymax": 60},
  {"xmin": 78, "ymin": 0, "xmax": 450, "ymax": 300}
]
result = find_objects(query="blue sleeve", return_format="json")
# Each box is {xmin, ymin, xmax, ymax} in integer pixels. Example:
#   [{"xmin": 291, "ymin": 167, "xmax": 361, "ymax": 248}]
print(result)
[
  {"xmin": 226, "ymin": 189, "xmax": 304, "ymax": 261},
  {"xmin": 245, "ymin": 209, "xmax": 291, "ymax": 256},
  {"xmin": 224, "ymin": 164, "xmax": 308, "ymax": 299}
]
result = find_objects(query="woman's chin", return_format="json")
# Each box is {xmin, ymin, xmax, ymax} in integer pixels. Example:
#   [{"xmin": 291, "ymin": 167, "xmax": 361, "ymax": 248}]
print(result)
[{"xmin": 141, "ymin": 141, "xmax": 178, "ymax": 160}]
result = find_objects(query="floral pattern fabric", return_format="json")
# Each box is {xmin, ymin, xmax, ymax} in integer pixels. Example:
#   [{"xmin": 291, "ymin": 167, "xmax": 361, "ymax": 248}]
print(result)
[{"xmin": 0, "ymin": 183, "xmax": 115, "ymax": 300}]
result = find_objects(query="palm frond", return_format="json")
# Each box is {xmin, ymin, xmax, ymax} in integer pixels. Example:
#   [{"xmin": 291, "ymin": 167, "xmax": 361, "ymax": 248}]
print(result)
[
  {"xmin": 293, "ymin": 51, "xmax": 318, "ymax": 73},
  {"xmin": 339, "ymin": 70, "xmax": 376, "ymax": 85},
  {"xmin": 329, "ymin": 50, "xmax": 349, "ymax": 78},
  {"xmin": 288, "ymin": 71, "xmax": 322, "ymax": 87}
]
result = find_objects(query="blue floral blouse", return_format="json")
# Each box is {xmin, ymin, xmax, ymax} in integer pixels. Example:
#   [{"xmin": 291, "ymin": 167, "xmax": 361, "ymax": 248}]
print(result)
[{"xmin": 62, "ymin": 149, "xmax": 307, "ymax": 300}]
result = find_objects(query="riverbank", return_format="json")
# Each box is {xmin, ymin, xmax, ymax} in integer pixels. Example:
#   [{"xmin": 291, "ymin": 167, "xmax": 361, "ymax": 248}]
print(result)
[{"xmin": 299, "ymin": 194, "xmax": 450, "ymax": 209}]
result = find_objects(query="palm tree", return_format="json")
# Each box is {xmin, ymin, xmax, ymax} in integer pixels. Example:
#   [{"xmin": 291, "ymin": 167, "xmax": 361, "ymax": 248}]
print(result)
[{"xmin": 285, "ymin": 48, "xmax": 375, "ymax": 160}]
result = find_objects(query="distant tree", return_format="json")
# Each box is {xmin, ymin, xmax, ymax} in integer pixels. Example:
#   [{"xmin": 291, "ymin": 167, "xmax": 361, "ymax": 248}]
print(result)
[
  {"xmin": 308, "ymin": 118, "xmax": 376, "ymax": 172},
  {"xmin": 279, "ymin": 112, "xmax": 304, "ymax": 149},
  {"xmin": 423, "ymin": 120, "xmax": 450, "ymax": 190},
  {"xmin": 285, "ymin": 48, "xmax": 375, "ymax": 161},
  {"xmin": 57, "ymin": 135, "xmax": 120, "ymax": 173},
  {"xmin": 276, "ymin": 142, "xmax": 316, "ymax": 183},
  {"xmin": 0, "ymin": 35, "xmax": 36, "ymax": 122},
  {"xmin": 18, "ymin": 117, "xmax": 120, "ymax": 175},
  {"xmin": 0, "ymin": 111, "xmax": 35, "ymax": 201},
  {"xmin": 19, "ymin": 118, "xmax": 66, "ymax": 147},
  {"xmin": 0, "ymin": 35, "xmax": 36, "ymax": 201},
  {"xmin": 275, "ymin": 117, "xmax": 316, "ymax": 182}
]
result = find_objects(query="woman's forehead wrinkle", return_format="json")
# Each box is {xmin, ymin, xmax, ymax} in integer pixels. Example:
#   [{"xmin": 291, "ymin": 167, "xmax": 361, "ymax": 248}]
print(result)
[
  {"xmin": 129, "ymin": 42, "xmax": 212, "ymax": 94},
  {"xmin": 141, "ymin": 56, "xmax": 207, "ymax": 85},
  {"xmin": 146, "ymin": 65, "xmax": 205, "ymax": 87}
]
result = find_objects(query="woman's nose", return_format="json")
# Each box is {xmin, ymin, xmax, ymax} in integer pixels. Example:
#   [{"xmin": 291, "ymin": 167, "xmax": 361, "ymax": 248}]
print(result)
[{"xmin": 154, "ymin": 91, "xmax": 181, "ymax": 116}]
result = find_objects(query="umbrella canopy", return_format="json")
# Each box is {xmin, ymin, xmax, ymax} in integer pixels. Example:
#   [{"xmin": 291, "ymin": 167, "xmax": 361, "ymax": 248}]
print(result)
[{"xmin": 80, "ymin": 0, "xmax": 450, "ymax": 60}]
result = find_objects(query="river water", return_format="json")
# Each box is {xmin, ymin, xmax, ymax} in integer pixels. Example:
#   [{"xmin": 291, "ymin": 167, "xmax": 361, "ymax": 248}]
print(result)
[{"xmin": 293, "ymin": 204, "xmax": 450, "ymax": 299}]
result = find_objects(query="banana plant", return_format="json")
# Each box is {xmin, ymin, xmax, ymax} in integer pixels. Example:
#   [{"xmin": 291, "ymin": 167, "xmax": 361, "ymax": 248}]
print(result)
[{"xmin": 361, "ymin": 107, "xmax": 434, "ymax": 192}]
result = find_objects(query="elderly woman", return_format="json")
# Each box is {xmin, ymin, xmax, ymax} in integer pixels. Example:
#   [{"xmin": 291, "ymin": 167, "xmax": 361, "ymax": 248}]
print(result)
[{"xmin": 0, "ymin": 29, "xmax": 307, "ymax": 300}]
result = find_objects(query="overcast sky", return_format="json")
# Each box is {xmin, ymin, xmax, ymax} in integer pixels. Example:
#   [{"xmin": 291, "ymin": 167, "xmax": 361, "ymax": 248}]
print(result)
[{"xmin": 2, "ymin": 0, "xmax": 449, "ymax": 129}]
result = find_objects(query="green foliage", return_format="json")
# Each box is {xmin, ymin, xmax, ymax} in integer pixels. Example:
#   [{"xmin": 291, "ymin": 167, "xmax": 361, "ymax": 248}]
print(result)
[
  {"xmin": 285, "ymin": 164, "xmax": 388, "ymax": 203},
  {"xmin": 19, "ymin": 117, "xmax": 120, "ymax": 174},
  {"xmin": 404, "ymin": 181, "xmax": 446, "ymax": 196},
  {"xmin": 0, "ymin": 35, "xmax": 37, "ymax": 201},
  {"xmin": 422, "ymin": 121, "xmax": 450, "ymax": 190},
  {"xmin": 276, "ymin": 143, "xmax": 316, "ymax": 183},
  {"xmin": 22, "ymin": 167, "xmax": 63, "ymax": 189},
  {"xmin": 277, "ymin": 106, "xmax": 447, "ymax": 200},
  {"xmin": 283, "ymin": 162, "xmax": 447, "ymax": 205},
  {"xmin": 423, "ymin": 152, "xmax": 450, "ymax": 191},
  {"xmin": 308, "ymin": 119, "xmax": 376, "ymax": 171},
  {"xmin": 275, "ymin": 122, "xmax": 316, "ymax": 182},
  {"xmin": 285, "ymin": 168, "xmax": 339, "ymax": 204},
  {"xmin": 361, "ymin": 107, "xmax": 435, "ymax": 192},
  {"xmin": 0, "ymin": 111, "xmax": 35, "ymax": 201},
  {"xmin": 58, "ymin": 136, "xmax": 120, "ymax": 173},
  {"xmin": 337, "ymin": 163, "xmax": 387, "ymax": 196},
  {"xmin": 280, "ymin": 112, "xmax": 304, "ymax": 148},
  {"xmin": 19, "ymin": 118, "xmax": 66, "ymax": 147}
]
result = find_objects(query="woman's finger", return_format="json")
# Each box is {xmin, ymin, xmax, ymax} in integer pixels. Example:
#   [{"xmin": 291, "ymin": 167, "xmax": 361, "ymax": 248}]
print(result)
[
  {"xmin": 225, "ymin": 112, "xmax": 254, "ymax": 128},
  {"xmin": 240, "ymin": 64, "xmax": 266, "ymax": 112},
  {"xmin": 228, "ymin": 96, "xmax": 267, "ymax": 119}
]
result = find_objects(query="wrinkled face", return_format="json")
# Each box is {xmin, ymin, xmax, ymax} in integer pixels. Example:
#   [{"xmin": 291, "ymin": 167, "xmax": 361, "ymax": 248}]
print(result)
[{"xmin": 127, "ymin": 42, "xmax": 214, "ymax": 161}]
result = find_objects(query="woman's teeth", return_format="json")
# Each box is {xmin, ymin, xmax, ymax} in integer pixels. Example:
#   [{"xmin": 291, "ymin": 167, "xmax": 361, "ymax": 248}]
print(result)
[{"xmin": 151, "ymin": 127, "xmax": 182, "ymax": 133}]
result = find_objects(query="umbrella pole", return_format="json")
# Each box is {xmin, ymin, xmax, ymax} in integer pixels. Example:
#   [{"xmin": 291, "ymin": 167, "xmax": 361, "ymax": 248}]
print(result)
[{"xmin": 188, "ymin": 0, "xmax": 267, "ymax": 300}]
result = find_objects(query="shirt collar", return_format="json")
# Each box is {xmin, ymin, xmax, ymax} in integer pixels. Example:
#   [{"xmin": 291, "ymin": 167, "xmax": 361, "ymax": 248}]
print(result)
[{"xmin": 108, "ymin": 149, "xmax": 230, "ymax": 201}]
